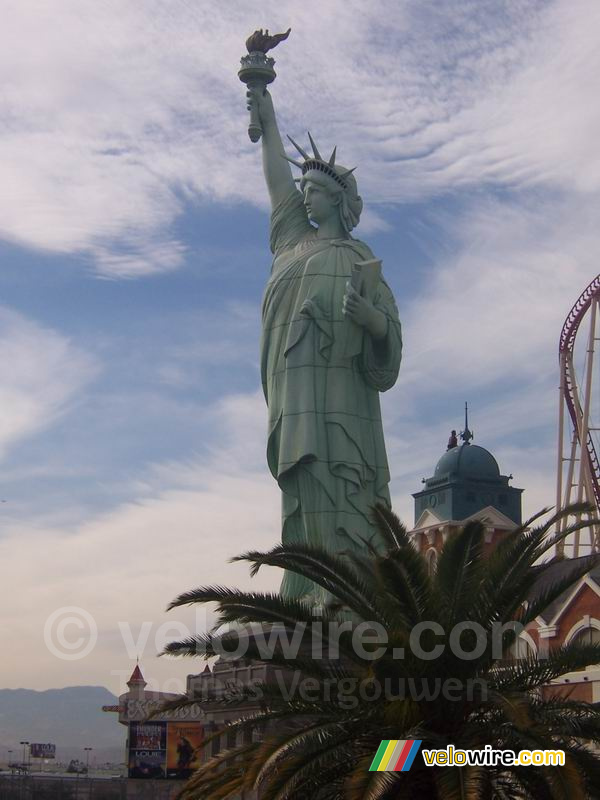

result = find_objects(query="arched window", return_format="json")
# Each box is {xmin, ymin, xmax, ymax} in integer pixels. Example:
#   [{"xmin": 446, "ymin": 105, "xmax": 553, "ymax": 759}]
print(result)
[
  {"xmin": 566, "ymin": 619, "xmax": 600, "ymax": 670},
  {"xmin": 426, "ymin": 548, "xmax": 438, "ymax": 576},
  {"xmin": 511, "ymin": 635, "xmax": 536, "ymax": 660},
  {"xmin": 570, "ymin": 625, "xmax": 600, "ymax": 647},
  {"xmin": 497, "ymin": 627, "xmax": 537, "ymax": 666}
]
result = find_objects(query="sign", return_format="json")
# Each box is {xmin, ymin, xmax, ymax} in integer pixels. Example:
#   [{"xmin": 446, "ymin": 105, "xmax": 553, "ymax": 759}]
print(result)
[
  {"xmin": 123, "ymin": 698, "xmax": 203, "ymax": 721},
  {"xmin": 128, "ymin": 722, "xmax": 167, "ymax": 779},
  {"xmin": 30, "ymin": 743, "xmax": 56, "ymax": 759},
  {"xmin": 166, "ymin": 723, "xmax": 204, "ymax": 779}
]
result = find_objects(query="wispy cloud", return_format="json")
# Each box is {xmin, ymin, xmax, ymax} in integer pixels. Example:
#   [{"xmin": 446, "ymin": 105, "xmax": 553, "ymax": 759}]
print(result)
[
  {"xmin": 0, "ymin": 307, "xmax": 98, "ymax": 457},
  {"xmin": 400, "ymin": 190, "xmax": 600, "ymax": 390},
  {"xmin": 1, "ymin": 0, "xmax": 598, "ymax": 275}
]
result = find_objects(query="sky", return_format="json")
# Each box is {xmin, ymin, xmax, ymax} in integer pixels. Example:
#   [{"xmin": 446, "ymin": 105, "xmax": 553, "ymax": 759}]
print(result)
[{"xmin": 1, "ymin": 0, "xmax": 600, "ymax": 696}]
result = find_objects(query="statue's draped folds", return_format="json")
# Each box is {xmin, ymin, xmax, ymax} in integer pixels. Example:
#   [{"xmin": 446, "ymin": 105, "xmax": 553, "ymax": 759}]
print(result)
[{"xmin": 261, "ymin": 189, "xmax": 402, "ymax": 603}]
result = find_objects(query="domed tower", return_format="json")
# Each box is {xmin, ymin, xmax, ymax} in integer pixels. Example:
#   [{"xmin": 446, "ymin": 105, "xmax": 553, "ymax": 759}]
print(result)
[{"xmin": 411, "ymin": 407, "xmax": 523, "ymax": 565}]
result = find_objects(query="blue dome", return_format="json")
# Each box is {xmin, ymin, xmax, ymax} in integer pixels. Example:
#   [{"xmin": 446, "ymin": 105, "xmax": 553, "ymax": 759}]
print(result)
[{"xmin": 434, "ymin": 444, "xmax": 500, "ymax": 481}]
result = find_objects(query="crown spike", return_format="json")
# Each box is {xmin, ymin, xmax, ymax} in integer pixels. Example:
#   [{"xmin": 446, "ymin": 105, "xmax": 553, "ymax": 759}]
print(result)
[
  {"xmin": 328, "ymin": 146, "xmax": 337, "ymax": 167},
  {"xmin": 287, "ymin": 135, "xmax": 310, "ymax": 161},
  {"xmin": 282, "ymin": 154, "xmax": 303, "ymax": 169},
  {"xmin": 338, "ymin": 167, "xmax": 357, "ymax": 180},
  {"xmin": 307, "ymin": 131, "xmax": 322, "ymax": 161}
]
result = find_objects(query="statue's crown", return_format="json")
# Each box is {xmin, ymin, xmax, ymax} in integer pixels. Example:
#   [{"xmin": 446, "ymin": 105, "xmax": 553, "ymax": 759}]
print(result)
[{"xmin": 284, "ymin": 133, "xmax": 356, "ymax": 191}]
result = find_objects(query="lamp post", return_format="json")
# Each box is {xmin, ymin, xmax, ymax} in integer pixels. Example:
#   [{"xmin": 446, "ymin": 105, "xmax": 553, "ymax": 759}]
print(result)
[
  {"xmin": 7, "ymin": 750, "xmax": 12, "ymax": 773},
  {"xmin": 19, "ymin": 742, "xmax": 29, "ymax": 770},
  {"xmin": 18, "ymin": 742, "xmax": 29, "ymax": 800},
  {"xmin": 84, "ymin": 747, "xmax": 92, "ymax": 774}
]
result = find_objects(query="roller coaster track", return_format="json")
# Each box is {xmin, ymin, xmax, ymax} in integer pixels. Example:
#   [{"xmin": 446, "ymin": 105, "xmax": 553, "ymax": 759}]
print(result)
[{"xmin": 559, "ymin": 275, "xmax": 600, "ymax": 515}]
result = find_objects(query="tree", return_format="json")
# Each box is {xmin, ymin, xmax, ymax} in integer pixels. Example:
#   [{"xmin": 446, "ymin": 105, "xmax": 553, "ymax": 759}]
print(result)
[{"xmin": 163, "ymin": 505, "xmax": 600, "ymax": 799}]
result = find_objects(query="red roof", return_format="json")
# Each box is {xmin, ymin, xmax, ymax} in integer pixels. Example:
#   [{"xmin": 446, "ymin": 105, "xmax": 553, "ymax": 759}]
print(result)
[{"xmin": 127, "ymin": 664, "xmax": 146, "ymax": 684}]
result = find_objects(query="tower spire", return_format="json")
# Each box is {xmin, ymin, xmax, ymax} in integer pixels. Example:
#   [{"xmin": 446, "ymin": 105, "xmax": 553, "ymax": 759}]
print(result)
[
  {"xmin": 127, "ymin": 662, "xmax": 146, "ymax": 687},
  {"xmin": 460, "ymin": 401, "xmax": 473, "ymax": 445}
]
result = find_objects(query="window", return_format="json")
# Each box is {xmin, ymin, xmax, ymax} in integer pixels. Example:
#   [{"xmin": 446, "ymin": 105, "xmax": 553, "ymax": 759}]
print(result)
[
  {"xmin": 426, "ymin": 548, "xmax": 438, "ymax": 576},
  {"xmin": 211, "ymin": 728, "xmax": 221, "ymax": 757},
  {"xmin": 504, "ymin": 634, "xmax": 536, "ymax": 664},
  {"xmin": 513, "ymin": 636, "xmax": 535, "ymax": 660},
  {"xmin": 571, "ymin": 625, "xmax": 600, "ymax": 647},
  {"xmin": 568, "ymin": 623, "xmax": 600, "ymax": 670},
  {"xmin": 226, "ymin": 728, "xmax": 237, "ymax": 749}
]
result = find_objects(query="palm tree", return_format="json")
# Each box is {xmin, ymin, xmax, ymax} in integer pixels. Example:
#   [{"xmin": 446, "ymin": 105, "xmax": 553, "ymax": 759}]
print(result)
[{"xmin": 163, "ymin": 505, "xmax": 600, "ymax": 799}]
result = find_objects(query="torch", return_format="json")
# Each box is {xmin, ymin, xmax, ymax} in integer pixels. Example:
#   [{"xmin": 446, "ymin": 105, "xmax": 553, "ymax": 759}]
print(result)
[{"xmin": 238, "ymin": 28, "xmax": 291, "ymax": 143}]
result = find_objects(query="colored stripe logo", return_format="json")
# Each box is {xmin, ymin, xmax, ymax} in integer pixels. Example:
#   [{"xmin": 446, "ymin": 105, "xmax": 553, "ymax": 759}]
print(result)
[{"xmin": 369, "ymin": 740, "xmax": 422, "ymax": 772}]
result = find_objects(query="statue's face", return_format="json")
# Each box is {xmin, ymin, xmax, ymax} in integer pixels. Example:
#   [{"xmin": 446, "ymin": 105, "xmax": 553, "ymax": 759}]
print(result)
[{"xmin": 302, "ymin": 180, "xmax": 338, "ymax": 225}]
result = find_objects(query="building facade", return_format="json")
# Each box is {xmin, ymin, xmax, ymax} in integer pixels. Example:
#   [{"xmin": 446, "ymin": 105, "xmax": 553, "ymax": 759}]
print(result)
[{"xmin": 410, "ymin": 430, "xmax": 600, "ymax": 703}]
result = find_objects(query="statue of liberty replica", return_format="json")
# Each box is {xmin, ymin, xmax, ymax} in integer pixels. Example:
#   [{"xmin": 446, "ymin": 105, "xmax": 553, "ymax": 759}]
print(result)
[{"xmin": 240, "ymin": 30, "xmax": 402, "ymax": 605}]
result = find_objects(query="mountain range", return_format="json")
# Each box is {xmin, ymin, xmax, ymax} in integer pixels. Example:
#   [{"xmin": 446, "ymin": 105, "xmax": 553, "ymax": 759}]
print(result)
[{"xmin": 0, "ymin": 686, "xmax": 126, "ymax": 764}]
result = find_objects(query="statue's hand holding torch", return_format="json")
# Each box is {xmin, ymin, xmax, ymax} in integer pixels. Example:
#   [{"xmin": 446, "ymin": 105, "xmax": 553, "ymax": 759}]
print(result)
[
  {"xmin": 238, "ymin": 28, "xmax": 290, "ymax": 143},
  {"xmin": 245, "ymin": 85, "xmax": 276, "ymax": 137}
]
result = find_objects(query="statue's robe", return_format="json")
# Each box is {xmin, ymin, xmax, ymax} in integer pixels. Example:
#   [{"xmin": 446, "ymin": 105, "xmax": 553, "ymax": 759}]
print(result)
[{"xmin": 261, "ymin": 189, "xmax": 402, "ymax": 603}]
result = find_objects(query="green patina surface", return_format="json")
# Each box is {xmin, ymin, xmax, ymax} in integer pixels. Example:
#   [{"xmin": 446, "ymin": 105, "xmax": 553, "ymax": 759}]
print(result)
[
  {"xmin": 242, "ymin": 39, "xmax": 402, "ymax": 602},
  {"xmin": 262, "ymin": 191, "xmax": 402, "ymax": 604}
]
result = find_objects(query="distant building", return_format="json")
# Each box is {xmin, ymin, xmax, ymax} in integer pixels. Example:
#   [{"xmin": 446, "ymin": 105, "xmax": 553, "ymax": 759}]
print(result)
[
  {"xmin": 410, "ymin": 425, "xmax": 600, "ymax": 703},
  {"xmin": 115, "ymin": 663, "xmax": 264, "ymax": 797},
  {"xmin": 526, "ymin": 558, "xmax": 600, "ymax": 703},
  {"xmin": 411, "ymin": 427, "xmax": 523, "ymax": 569}
]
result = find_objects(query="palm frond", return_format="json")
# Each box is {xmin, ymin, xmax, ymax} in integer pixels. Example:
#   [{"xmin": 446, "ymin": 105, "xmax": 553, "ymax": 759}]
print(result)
[
  {"xmin": 434, "ymin": 520, "xmax": 486, "ymax": 626},
  {"xmin": 231, "ymin": 542, "xmax": 387, "ymax": 622},
  {"xmin": 371, "ymin": 503, "xmax": 414, "ymax": 554},
  {"xmin": 492, "ymin": 642, "xmax": 600, "ymax": 690}
]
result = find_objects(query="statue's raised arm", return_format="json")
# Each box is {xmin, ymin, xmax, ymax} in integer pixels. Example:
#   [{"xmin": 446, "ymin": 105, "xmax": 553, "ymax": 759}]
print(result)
[
  {"xmin": 238, "ymin": 29, "xmax": 295, "ymax": 209},
  {"xmin": 248, "ymin": 88, "xmax": 296, "ymax": 210}
]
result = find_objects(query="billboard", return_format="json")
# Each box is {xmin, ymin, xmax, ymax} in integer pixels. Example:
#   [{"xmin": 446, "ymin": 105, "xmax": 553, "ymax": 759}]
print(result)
[
  {"xmin": 128, "ymin": 722, "xmax": 167, "ymax": 779},
  {"xmin": 166, "ymin": 723, "xmax": 204, "ymax": 779},
  {"xmin": 30, "ymin": 743, "xmax": 56, "ymax": 759}
]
